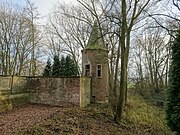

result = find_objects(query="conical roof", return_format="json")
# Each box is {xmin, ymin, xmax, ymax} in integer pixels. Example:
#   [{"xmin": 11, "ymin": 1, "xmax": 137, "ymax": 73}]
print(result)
[{"xmin": 86, "ymin": 21, "xmax": 106, "ymax": 50}]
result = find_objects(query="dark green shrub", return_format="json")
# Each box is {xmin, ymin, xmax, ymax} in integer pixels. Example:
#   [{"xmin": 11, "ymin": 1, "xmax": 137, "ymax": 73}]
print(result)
[{"xmin": 166, "ymin": 30, "xmax": 180, "ymax": 135}]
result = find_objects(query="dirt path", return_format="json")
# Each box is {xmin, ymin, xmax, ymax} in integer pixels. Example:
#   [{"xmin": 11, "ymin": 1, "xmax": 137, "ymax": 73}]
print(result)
[{"xmin": 0, "ymin": 104, "xmax": 63, "ymax": 135}]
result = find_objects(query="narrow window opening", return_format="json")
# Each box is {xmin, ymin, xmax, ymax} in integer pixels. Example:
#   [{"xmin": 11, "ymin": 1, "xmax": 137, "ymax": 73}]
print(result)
[
  {"xmin": 97, "ymin": 64, "xmax": 102, "ymax": 78},
  {"xmin": 85, "ymin": 65, "xmax": 90, "ymax": 77}
]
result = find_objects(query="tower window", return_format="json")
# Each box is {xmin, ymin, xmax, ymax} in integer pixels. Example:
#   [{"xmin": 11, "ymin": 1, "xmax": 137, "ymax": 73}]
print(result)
[
  {"xmin": 85, "ymin": 64, "xmax": 90, "ymax": 77},
  {"xmin": 97, "ymin": 64, "xmax": 102, "ymax": 78}
]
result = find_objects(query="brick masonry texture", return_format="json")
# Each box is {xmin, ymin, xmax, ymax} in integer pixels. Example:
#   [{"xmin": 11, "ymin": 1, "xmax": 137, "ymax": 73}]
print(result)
[
  {"xmin": 82, "ymin": 49, "xmax": 109, "ymax": 102},
  {"xmin": 27, "ymin": 77, "xmax": 80, "ymax": 106},
  {"xmin": 0, "ymin": 76, "xmax": 81, "ymax": 112}
]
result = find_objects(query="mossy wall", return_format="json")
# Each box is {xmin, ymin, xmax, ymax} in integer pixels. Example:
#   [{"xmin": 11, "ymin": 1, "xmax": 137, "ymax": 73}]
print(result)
[
  {"xmin": 0, "ymin": 76, "xmax": 29, "ymax": 112},
  {"xmin": 0, "ymin": 76, "xmax": 92, "ymax": 112},
  {"xmin": 80, "ymin": 77, "xmax": 91, "ymax": 107},
  {"xmin": 0, "ymin": 95, "xmax": 12, "ymax": 112},
  {"xmin": 82, "ymin": 49, "xmax": 109, "ymax": 103},
  {"xmin": 27, "ymin": 77, "xmax": 80, "ymax": 106}
]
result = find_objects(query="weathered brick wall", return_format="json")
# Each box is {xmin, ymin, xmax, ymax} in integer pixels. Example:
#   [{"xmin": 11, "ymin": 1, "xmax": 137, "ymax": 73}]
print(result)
[
  {"xmin": 28, "ymin": 77, "xmax": 80, "ymax": 106},
  {"xmin": 0, "ymin": 77, "xmax": 12, "ymax": 95},
  {"xmin": 0, "ymin": 76, "xmax": 28, "ymax": 94},
  {"xmin": 80, "ymin": 77, "xmax": 91, "ymax": 107},
  {"xmin": 0, "ymin": 76, "xmax": 90, "ymax": 112},
  {"xmin": 0, "ymin": 76, "xmax": 29, "ymax": 112},
  {"xmin": 82, "ymin": 49, "xmax": 109, "ymax": 103}
]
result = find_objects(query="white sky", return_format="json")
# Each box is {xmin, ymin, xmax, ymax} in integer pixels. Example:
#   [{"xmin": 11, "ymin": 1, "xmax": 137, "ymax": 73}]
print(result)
[
  {"xmin": 1, "ymin": 0, "xmax": 78, "ymax": 17},
  {"xmin": 31, "ymin": 0, "xmax": 78, "ymax": 17}
]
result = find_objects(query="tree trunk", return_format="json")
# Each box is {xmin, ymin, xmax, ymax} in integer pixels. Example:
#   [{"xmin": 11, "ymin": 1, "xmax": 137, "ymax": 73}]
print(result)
[
  {"xmin": 114, "ymin": 49, "xmax": 127, "ymax": 123},
  {"xmin": 114, "ymin": 0, "xmax": 126, "ymax": 123}
]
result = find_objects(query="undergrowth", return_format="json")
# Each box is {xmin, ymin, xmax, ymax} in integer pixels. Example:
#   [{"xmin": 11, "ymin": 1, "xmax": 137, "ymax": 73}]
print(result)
[
  {"xmin": 122, "ymin": 94, "xmax": 174, "ymax": 135},
  {"xmin": 17, "ymin": 94, "xmax": 174, "ymax": 135}
]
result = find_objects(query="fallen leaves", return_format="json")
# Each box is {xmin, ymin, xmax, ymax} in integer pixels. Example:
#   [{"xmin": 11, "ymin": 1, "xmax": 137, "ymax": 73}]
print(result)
[
  {"xmin": 0, "ymin": 102, "xmax": 173, "ymax": 135},
  {"xmin": 0, "ymin": 104, "xmax": 62, "ymax": 135}
]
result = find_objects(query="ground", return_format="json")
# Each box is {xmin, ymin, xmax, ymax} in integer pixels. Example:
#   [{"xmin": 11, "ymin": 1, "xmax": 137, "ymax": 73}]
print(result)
[
  {"xmin": 0, "ymin": 104, "xmax": 61, "ymax": 134},
  {"xmin": 0, "ymin": 95, "xmax": 174, "ymax": 135}
]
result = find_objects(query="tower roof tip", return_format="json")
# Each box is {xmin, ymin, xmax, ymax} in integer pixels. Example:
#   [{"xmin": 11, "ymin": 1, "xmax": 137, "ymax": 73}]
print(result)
[{"xmin": 86, "ymin": 20, "xmax": 106, "ymax": 50}]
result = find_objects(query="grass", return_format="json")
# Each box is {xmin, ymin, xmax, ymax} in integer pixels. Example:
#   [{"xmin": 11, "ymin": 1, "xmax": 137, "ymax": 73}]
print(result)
[
  {"xmin": 17, "ymin": 94, "xmax": 174, "ymax": 135},
  {"xmin": 122, "ymin": 94, "xmax": 174, "ymax": 135}
]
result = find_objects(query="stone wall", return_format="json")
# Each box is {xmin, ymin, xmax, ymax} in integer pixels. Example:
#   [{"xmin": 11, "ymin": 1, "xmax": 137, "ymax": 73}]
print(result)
[
  {"xmin": 0, "ymin": 76, "xmax": 29, "ymax": 112},
  {"xmin": 27, "ymin": 77, "xmax": 80, "ymax": 106},
  {"xmin": 0, "ymin": 76, "xmax": 91, "ymax": 112},
  {"xmin": 80, "ymin": 77, "xmax": 91, "ymax": 107}
]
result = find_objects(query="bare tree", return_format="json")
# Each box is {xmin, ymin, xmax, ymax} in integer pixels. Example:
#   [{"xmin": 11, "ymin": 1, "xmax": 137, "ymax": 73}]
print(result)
[
  {"xmin": 24, "ymin": 0, "xmax": 41, "ymax": 76},
  {"xmin": 105, "ymin": 0, "xmax": 161, "ymax": 123},
  {"xmin": 146, "ymin": 0, "xmax": 180, "ymax": 37},
  {"xmin": 44, "ymin": 2, "xmax": 94, "ymax": 74},
  {"xmin": 173, "ymin": 0, "xmax": 180, "ymax": 11},
  {"xmin": 0, "ymin": 1, "xmax": 41, "ymax": 76},
  {"xmin": 131, "ymin": 27, "xmax": 171, "ymax": 98}
]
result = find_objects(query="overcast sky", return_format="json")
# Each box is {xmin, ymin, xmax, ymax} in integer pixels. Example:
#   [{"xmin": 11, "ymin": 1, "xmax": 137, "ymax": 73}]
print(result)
[{"xmin": 1, "ymin": 0, "xmax": 77, "ymax": 17}]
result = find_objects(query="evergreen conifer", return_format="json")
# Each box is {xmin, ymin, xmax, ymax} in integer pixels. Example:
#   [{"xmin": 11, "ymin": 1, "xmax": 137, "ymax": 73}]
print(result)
[
  {"xmin": 166, "ymin": 30, "xmax": 180, "ymax": 135},
  {"xmin": 50, "ymin": 55, "xmax": 78, "ymax": 77},
  {"xmin": 43, "ymin": 58, "xmax": 51, "ymax": 77},
  {"xmin": 65, "ymin": 55, "xmax": 79, "ymax": 77},
  {"xmin": 52, "ymin": 55, "xmax": 60, "ymax": 77},
  {"xmin": 59, "ymin": 56, "xmax": 66, "ymax": 76}
]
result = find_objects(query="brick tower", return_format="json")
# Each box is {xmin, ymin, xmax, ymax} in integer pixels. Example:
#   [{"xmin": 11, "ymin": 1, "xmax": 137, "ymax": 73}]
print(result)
[{"xmin": 82, "ymin": 21, "xmax": 109, "ymax": 103}]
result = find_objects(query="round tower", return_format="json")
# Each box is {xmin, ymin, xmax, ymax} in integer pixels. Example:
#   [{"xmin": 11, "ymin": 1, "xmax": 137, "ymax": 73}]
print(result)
[{"xmin": 82, "ymin": 21, "xmax": 109, "ymax": 103}]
